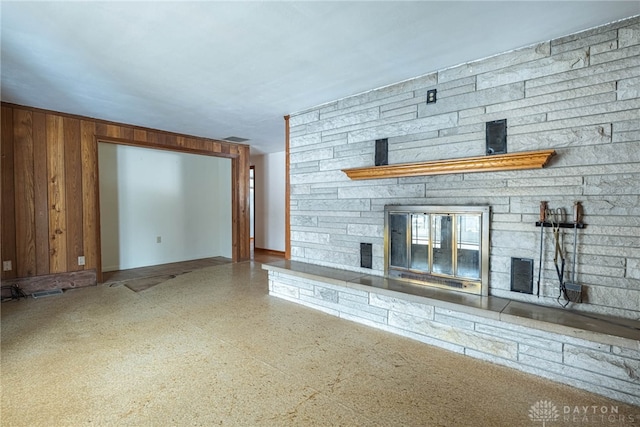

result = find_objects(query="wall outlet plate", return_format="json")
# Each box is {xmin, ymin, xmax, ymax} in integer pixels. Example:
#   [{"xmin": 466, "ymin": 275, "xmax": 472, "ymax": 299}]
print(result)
[
  {"xmin": 2, "ymin": 260, "xmax": 12, "ymax": 271},
  {"xmin": 78, "ymin": 256, "xmax": 86, "ymax": 266}
]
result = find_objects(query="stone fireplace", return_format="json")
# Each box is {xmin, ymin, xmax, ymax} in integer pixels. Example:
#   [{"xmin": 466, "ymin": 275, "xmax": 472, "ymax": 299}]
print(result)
[{"xmin": 384, "ymin": 205, "xmax": 489, "ymax": 296}]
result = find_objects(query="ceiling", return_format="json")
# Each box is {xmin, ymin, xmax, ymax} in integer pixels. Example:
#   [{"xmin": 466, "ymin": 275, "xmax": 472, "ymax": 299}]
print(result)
[{"xmin": 2, "ymin": 2, "xmax": 638, "ymax": 155}]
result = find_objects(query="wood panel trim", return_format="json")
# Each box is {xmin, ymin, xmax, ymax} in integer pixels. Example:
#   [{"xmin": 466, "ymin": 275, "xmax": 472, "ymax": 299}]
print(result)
[
  {"xmin": 342, "ymin": 150, "xmax": 556, "ymax": 180},
  {"xmin": 2, "ymin": 102, "xmax": 249, "ymax": 153}
]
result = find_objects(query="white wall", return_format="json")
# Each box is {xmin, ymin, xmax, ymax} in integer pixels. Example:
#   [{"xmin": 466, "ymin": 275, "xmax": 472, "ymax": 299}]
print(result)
[
  {"xmin": 251, "ymin": 151, "xmax": 285, "ymax": 252},
  {"xmin": 99, "ymin": 143, "xmax": 232, "ymax": 271}
]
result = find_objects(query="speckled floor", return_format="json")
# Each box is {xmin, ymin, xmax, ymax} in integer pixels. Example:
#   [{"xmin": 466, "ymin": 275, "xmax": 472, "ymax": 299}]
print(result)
[{"xmin": 2, "ymin": 261, "xmax": 639, "ymax": 426}]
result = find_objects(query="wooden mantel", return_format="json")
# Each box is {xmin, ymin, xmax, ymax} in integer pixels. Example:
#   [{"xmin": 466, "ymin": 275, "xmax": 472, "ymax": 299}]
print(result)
[{"xmin": 342, "ymin": 149, "xmax": 556, "ymax": 180}]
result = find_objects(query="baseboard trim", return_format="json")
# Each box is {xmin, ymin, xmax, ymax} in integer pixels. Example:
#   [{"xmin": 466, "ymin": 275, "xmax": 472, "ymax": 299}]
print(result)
[{"xmin": 254, "ymin": 248, "xmax": 286, "ymax": 257}]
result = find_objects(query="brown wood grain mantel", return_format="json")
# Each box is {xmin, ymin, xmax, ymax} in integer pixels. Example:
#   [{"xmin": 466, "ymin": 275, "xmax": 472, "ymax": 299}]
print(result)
[{"xmin": 342, "ymin": 149, "xmax": 556, "ymax": 180}]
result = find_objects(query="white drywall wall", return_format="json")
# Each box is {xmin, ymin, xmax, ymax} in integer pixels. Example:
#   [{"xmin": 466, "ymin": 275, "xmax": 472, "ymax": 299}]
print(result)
[{"xmin": 99, "ymin": 143, "xmax": 231, "ymax": 271}]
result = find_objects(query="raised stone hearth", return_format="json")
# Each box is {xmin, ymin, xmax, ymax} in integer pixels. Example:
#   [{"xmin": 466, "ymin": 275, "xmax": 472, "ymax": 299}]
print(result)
[{"xmin": 263, "ymin": 260, "xmax": 640, "ymax": 406}]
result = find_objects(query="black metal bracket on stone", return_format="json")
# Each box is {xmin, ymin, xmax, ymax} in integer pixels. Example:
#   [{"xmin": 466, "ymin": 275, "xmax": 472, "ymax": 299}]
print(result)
[{"xmin": 535, "ymin": 222, "xmax": 586, "ymax": 229}]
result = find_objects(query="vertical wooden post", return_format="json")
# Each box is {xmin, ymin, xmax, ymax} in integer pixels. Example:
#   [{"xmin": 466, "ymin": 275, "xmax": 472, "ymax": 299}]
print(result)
[{"xmin": 284, "ymin": 115, "xmax": 291, "ymax": 260}]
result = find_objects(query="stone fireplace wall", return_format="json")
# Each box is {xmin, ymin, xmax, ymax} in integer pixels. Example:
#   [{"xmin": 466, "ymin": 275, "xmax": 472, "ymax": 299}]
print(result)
[{"xmin": 288, "ymin": 16, "xmax": 640, "ymax": 320}]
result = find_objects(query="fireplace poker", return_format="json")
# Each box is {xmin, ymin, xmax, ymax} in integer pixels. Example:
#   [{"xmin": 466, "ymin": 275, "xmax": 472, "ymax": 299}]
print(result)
[{"xmin": 536, "ymin": 201, "xmax": 547, "ymax": 298}]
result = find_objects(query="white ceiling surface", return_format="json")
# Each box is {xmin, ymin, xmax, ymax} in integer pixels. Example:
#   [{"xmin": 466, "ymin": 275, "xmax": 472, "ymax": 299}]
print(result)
[{"xmin": 2, "ymin": 2, "xmax": 638, "ymax": 154}]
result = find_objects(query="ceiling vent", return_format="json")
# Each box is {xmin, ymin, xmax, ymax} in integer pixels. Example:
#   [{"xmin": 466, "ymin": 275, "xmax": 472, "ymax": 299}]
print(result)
[{"xmin": 223, "ymin": 136, "xmax": 250, "ymax": 143}]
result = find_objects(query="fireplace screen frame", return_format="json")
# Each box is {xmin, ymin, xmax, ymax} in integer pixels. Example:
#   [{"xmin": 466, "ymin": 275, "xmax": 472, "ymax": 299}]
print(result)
[{"xmin": 384, "ymin": 205, "xmax": 490, "ymax": 296}]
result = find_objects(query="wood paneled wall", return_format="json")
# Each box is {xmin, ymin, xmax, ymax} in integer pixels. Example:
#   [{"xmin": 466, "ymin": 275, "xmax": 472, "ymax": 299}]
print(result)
[{"xmin": 1, "ymin": 103, "xmax": 250, "ymax": 282}]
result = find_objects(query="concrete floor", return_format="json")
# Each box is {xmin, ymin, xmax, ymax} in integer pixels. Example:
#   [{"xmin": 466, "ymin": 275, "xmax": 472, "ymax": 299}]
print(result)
[{"xmin": 2, "ymin": 261, "xmax": 639, "ymax": 426}]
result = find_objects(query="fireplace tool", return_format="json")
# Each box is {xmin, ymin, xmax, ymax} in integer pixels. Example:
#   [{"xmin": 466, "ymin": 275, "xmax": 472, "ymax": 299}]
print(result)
[
  {"xmin": 562, "ymin": 202, "xmax": 583, "ymax": 304},
  {"xmin": 536, "ymin": 201, "xmax": 547, "ymax": 297},
  {"xmin": 545, "ymin": 206, "xmax": 570, "ymax": 307}
]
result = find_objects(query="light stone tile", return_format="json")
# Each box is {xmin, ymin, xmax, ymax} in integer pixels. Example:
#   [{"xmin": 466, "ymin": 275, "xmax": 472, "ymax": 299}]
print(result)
[
  {"xmin": 336, "ymin": 73, "xmax": 437, "ymax": 110},
  {"xmin": 337, "ymin": 184, "xmax": 425, "ymax": 200},
  {"xmin": 619, "ymin": 23, "xmax": 640, "ymax": 48},
  {"xmin": 508, "ymin": 110, "xmax": 640, "ymax": 136},
  {"xmin": 487, "ymin": 82, "xmax": 616, "ymax": 114},
  {"xmin": 591, "ymin": 44, "xmax": 640, "ymax": 65},
  {"xmin": 433, "ymin": 313, "xmax": 475, "ymax": 330},
  {"xmin": 380, "ymin": 105, "xmax": 417, "ymax": 120},
  {"xmin": 290, "ymin": 132, "xmax": 321, "ymax": 148},
  {"xmin": 584, "ymin": 174, "xmax": 640, "ymax": 195},
  {"xmin": 290, "ymin": 231, "xmax": 330, "ymax": 245},
  {"xmin": 289, "ymin": 110, "xmax": 319, "ymax": 127},
  {"xmin": 518, "ymin": 344, "xmax": 564, "ymax": 363},
  {"xmin": 627, "ymin": 258, "xmax": 640, "ymax": 281},
  {"xmin": 323, "ymin": 92, "xmax": 415, "ymax": 120},
  {"xmin": 303, "ymin": 107, "xmax": 380, "ymax": 134},
  {"xmin": 547, "ymin": 98, "xmax": 639, "ymax": 121},
  {"xmin": 563, "ymin": 345, "xmax": 640, "ymax": 383},
  {"xmin": 475, "ymin": 323, "xmax": 564, "ymax": 352},
  {"xmin": 508, "ymin": 125, "xmax": 612, "ymax": 151},
  {"xmin": 617, "ymin": 75, "xmax": 640, "ymax": 100},
  {"xmin": 591, "ymin": 39, "xmax": 618, "ymax": 55},
  {"xmin": 270, "ymin": 282, "xmax": 300, "ymax": 300},
  {"xmin": 438, "ymin": 42, "xmax": 550, "ymax": 83},
  {"xmin": 289, "ymin": 295, "xmax": 341, "ymax": 318},
  {"xmin": 346, "ymin": 223, "xmax": 383, "ymax": 238},
  {"xmin": 477, "ymin": 48, "xmax": 588, "ymax": 90},
  {"xmin": 551, "ymin": 29, "xmax": 617, "ymax": 55},
  {"xmin": 417, "ymin": 83, "xmax": 524, "ymax": 117},
  {"xmin": 290, "ymin": 148, "xmax": 334, "ymax": 163},
  {"xmin": 338, "ymin": 291, "xmax": 369, "ymax": 306},
  {"xmin": 468, "ymin": 349, "xmax": 640, "ymax": 406},
  {"xmin": 296, "ymin": 199, "xmax": 370, "ymax": 212},
  {"xmin": 388, "ymin": 311, "xmax": 518, "ymax": 360},
  {"xmin": 524, "ymin": 57, "xmax": 639, "ymax": 94},
  {"xmin": 347, "ymin": 112, "xmax": 458, "ymax": 144},
  {"xmin": 314, "ymin": 286, "xmax": 338, "ymax": 303},
  {"xmin": 612, "ymin": 345, "xmax": 640, "ymax": 361},
  {"xmin": 375, "ymin": 321, "xmax": 467, "ymax": 354},
  {"xmin": 369, "ymin": 293, "xmax": 434, "ymax": 320}
]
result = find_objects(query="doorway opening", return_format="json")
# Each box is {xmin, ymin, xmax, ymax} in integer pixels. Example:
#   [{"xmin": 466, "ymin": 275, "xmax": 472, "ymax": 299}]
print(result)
[{"xmin": 98, "ymin": 142, "xmax": 232, "ymax": 274}]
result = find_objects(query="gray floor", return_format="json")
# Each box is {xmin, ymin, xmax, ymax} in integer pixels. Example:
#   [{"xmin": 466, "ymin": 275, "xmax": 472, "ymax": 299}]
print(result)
[{"xmin": 2, "ymin": 261, "xmax": 638, "ymax": 426}]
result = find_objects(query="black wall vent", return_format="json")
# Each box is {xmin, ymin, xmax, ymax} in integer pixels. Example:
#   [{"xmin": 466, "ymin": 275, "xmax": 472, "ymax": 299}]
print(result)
[
  {"xmin": 511, "ymin": 257, "xmax": 533, "ymax": 294},
  {"xmin": 360, "ymin": 243, "xmax": 373, "ymax": 269}
]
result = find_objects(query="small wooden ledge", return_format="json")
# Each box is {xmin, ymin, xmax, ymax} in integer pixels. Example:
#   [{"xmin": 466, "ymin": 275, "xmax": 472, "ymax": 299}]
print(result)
[{"xmin": 342, "ymin": 149, "xmax": 556, "ymax": 180}]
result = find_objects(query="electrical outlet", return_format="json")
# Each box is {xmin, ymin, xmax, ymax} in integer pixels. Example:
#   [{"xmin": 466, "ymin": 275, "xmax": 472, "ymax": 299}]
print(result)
[
  {"xmin": 78, "ymin": 256, "xmax": 86, "ymax": 266},
  {"xmin": 2, "ymin": 260, "xmax": 12, "ymax": 271},
  {"xmin": 156, "ymin": 236, "xmax": 162, "ymax": 243}
]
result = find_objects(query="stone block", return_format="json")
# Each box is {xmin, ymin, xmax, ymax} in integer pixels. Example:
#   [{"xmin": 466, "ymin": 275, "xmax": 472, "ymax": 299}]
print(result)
[
  {"xmin": 564, "ymin": 344, "xmax": 640, "ymax": 383},
  {"xmin": 338, "ymin": 184, "xmax": 425, "ymax": 200},
  {"xmin": 433, "ymin": 312, "xmax": 475, "ymax": 330},
  {"xmin": 418, "ymin": 83, "xmax": 524, "ymax": 117},
  {"xmin": 627, "ymin": 258, "xmax": 640, "ymax": 281},
  {"xmin": 347, "ymin": 112, "xmax": 458, "ymax": 144},
  {"xmin": 290, "ymin": 147, "xmax": 334, "ymax": 163},
  {"xmin": 591, "ymin": 44, "xmax": 640, "ymax": 65},
  {"xmin": 290, "ymin": 132, "xmax": 321, "ymax": 149},
  {"xmin": 619, "ymin": 23, "xmax": 640, "ymax": 48},
  {"xmin": 508, "ymin": 125, "xmax": 612, "ymax": 151},
  {"xmin": 270, "ymin": 282, "xmax": 300, "ymax": 299},
  {"xmin": 290, "ymin": 170, "xmax": 346, "ymax": 185},
  {"xmin": 324, "ymin": 91, "xmax": 415, "ymax": 120},
  {"xmin": 369, "ymin": 293, "xmax": 435, "ymax": 320},
  {"xmin": 585, "ymin": 174, "xmax": 640, "ymax": 195},
  {"xmin": 617, "ymin": 75, "xmax": 640, "ymax": 100},
  {"xmin": 551, "ymin": 29, "xmax": 617, "ymax": 55},
  {"xmin": 380, "ymin": 105, "xmax": 418, "ymax": 120},
  {"xmin": 314, "ymin": 286, "xmax": 338, "ymax": 303},
  {"xmin": 477, "ymin": 48, "xmax": 588, "ymax": 90},
  {"xmin": 289, "ymin": 110, "xmax": 319, "ymax": 127},
  {"xmin": 346, "ymin": 223, "xmax": 383, "ymax": 238},
  {"xmin": 304, "ymin": 107, "xmax": 380, "ymax": 134},
  {"xmin": 388, "ymin": 311, "xmax": 518, "ymax": 360},
  {"xmin": 438, "ymin": 42, "xmax": 550, "ymax": 83},
  {"xmin": 547, "ymin": 98, "xmax": 639, "ymax": 122}
]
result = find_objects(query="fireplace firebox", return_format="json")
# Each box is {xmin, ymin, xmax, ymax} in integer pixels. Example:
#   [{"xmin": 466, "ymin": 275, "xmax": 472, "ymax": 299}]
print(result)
[{"xmin": 384, "ymin": 205, "xmax": 490, "ymax": 296}]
